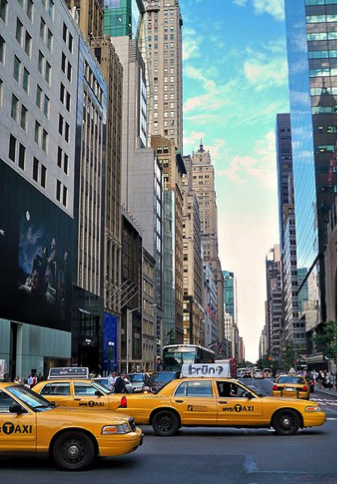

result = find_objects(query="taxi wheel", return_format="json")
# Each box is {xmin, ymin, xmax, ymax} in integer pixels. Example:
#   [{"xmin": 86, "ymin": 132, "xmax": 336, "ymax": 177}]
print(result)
[
  {"xmin": 152, "ymin": 410, "xmax": 180, "ymax": 436},
  {"xmin": 52, "ymin": 431, "xmax": 95, "ymax": 471},
  {"xmin": 272, "ymin": 410, "xmax": 300, "ymax": 436}
]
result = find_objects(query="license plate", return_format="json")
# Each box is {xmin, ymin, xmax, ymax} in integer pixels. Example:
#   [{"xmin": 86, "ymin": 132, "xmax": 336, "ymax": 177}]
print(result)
[{"xmin": 286, "ymin": 388, "xmax": 294, "ymax": 391}]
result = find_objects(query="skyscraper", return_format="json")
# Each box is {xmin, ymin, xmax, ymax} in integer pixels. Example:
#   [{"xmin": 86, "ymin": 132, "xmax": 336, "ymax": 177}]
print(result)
[
  {"xmin": 144, "ymin": 0, "xmax": 183, "ymax": 151},
  {"xmin": 188, "ymin": 143, "xmax": 225, "ymax": 341},
  {"xmin": 284, "ymin": 0, "xmax": 337, "ymax": 343},
  {"xmin": 265, "ymin": 246, "xmax": 283, "ymax": 358}
]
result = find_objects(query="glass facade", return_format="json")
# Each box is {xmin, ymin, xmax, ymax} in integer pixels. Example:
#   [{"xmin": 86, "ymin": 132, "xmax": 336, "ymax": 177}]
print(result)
[
  {"xmin": 285, "ymin": 0, "xmax": 337, "ymax": 326},
  {"xmin": 103, "ymin": 0, "xmax": 143, "ymax": 39},
  {"xmin": 222, "ymin": 271, "xmax": 236, "ymax": 322}
]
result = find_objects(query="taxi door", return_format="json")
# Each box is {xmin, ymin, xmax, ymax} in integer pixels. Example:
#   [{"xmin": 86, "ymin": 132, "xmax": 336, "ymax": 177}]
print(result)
[
  {"xmin": 72, "ymin": 381, "xmax": 110, "ymax": 410},
  {"xmin": 38, "ymin": 381, "xmax": 74, "ymax": 407},
  {"xmin": 170, "ymin": 380, "xmax": 217, "ymax": 425},
  {"xmin": 0, "ymin": 390, "xmax": 36, "ymax": 451},
  {"xmin": 216, "ymin": 381, "xmax": 263, "ymax": 426}
]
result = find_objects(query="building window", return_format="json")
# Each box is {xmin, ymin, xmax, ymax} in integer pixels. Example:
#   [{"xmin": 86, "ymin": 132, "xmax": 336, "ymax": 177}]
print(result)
[
  {"xmin": 38, "ymin": 51, "xmax": 44, "ymax": 74},
  {"xmin": 67, "ymin": 61, "xmax": 72, "ymax": 81},
  {"xmin": 16, "ymin": 18, "xmax": 23, "ymax": 44},
  {"xmin": 59, "ymin": 114, "xmax": 63, "ymax": 135},
  {"xmin": 45, "ymin": 62, "xmax": 51, "ymax": 84},
  {"xmin": 26, "ymin": 0, "xmax": 33, "ymax": 21},
  {"xmin": 57, "ymin": 146, "xmax": 62, "ymax": 167},
  {"xmin": 56, "ymin": 179, "xmax": 61, "ymax": 201},
  {"xmin": 41, "ymin": 164, "xmax": 46, "ymax": 188},
  {"xmin": 20, "ymin": 104, "xmax": 28, "ymax": 131},
  {"xmin": 22, "ymin": 67, "xmax": 29, "ymax": 93},
  {"xmin": 25, "ymin": 31, "xmax": 32, "ymax": 56},
  {"xmin": 0, "ymin": 0, "xmax": 8, "ymax": 23},
  {"xmin": 18, "ymin": 143, "xmax": 25, "ymax": 170},
  {"xmin": 13, "ymin": 56, "xmax": 21, "ymax": 82},
  {"xmin": 61, "ymin": 52, "xmax": 66, "ymax": 73},
  {"xmin": 9, "ymin": 134, "xmax": 16, "ymax": 162},
  {"xmin": 35, "ymin": 120, "xmax": 41, "ymax": 144},
  {"xmin": 43, "ymin": 95, "xmax": 49, "ymax": 118},
  {"xmin": 42, "ymin": 129, "xmax": 48, "ymax": 153},
  {"xmin": 11, "ymin": 94, "xmax": 19, "ymax": 121},
  {"xmin": 36, "ymin": 85, "xmax": 42, "ymax": 108},
  {"xmin": 40, "ymin": 17, "xmax": 46, "ymax": 40},
  {"xmin": 47, "ymin": 29, "xmax": 53, "ymax": 51},
  {"xmin": 0, "ymin": 78, "xmax": 3, "ymax": 105},
  {"xmin": 0, "ymin": 34, "xmax": 5, "ymax": 64},
  {"xmin": 63, "ymin": 186, "xmax": 67, "ymax": 206},
  {"xmin": 33, "ymin": 157, "xmax": 39, "ymax": 182}
]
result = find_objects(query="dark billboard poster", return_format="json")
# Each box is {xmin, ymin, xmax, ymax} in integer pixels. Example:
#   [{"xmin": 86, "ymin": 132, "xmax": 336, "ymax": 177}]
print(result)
[{"xmin": 0, "ymin": 161, "xmax": 73, "ymax": 332}]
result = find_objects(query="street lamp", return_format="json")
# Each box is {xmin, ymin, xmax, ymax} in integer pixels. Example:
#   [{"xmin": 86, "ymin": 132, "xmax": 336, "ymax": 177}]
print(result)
[{"xmin": 126, "ymin": 306, "xmax": 140, "ymax": 374}]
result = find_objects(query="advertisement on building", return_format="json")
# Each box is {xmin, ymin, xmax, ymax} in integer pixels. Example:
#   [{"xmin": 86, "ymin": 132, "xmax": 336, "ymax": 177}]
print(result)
[{"xmin": 0, "ymin": 162, "xmax": 73, "ymax": 332}]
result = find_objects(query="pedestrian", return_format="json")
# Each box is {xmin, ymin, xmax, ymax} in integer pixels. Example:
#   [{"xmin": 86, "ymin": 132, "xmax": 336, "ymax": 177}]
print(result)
[
  {"xmin": 37, "ymin": 372, "xmax": 44, "ymax": 383},
  {"xmin": 27, "ymin": 374, "xmax": 33, "ymax": 387},
  {"xmin": 31, "ymin": 374, "xmax": 37, "ymax": 388},
  {"xmin": 328, "ymin": 372, "xmax": 334, "ymax": 390},
  {"xmin": 317, "ymin": 370, "xmax": 323, "ymax": 389},
  {"xmin": 108, "ymin": 371, "xmax": 117, "ymax": 391},
  {"xmin": 14, "ymin": 375, "xmax": 21, "ymax": 384},
  {"xmin": 114, "ymin": 372, "xmax": 128, "ymax": 393},
  {"xmin": 23, "ymin": 379, "xmax": 30, "ymax": 388}
]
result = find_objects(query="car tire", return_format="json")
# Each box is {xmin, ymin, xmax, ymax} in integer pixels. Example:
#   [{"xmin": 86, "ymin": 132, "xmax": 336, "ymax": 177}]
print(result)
[
  {"xmin": 152, "ymin": 410, "xmax": 180, "ymax": 436},
  {"xmin": 52, "ymin": 431, "xmax": 95, "ymax": 471},
  {"xmin": 272, "ymin": 409, "xmax": 300, "ymax": 436}
]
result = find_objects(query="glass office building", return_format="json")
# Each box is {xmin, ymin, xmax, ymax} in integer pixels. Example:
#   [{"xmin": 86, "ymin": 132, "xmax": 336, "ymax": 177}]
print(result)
[
  {"xmin": 284, "ymin": 0, "xmax": 337, "ymax": 329},
  {"xmin": 103, "ymin": 0, "xmax": 143, "ymax": 38}
]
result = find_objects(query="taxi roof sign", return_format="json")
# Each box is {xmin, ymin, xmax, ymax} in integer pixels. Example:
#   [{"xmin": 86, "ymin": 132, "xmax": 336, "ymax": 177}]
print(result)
[
  {"xmin": 48, "ymin": 367, "xmax": 89, "ymax": 379},
  {"xmin": 181, "ymin": 363, "xmax": 231, "ymax": 378}
]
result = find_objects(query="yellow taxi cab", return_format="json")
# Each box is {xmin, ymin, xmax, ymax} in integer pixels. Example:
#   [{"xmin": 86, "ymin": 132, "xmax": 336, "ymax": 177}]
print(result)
[
  {"xmin": 112, "ymin": 376, "xmax": 326, "ymax": 436},
  {"xmin": 33, "ymin": 378, "xmax": 126, "ymax": 410},
  {"xmin": 0, "ymin": 381, "xmax": 143, "ymax": 471},
  {"xmin": 272, "ymin": 374, "xmax": 310, "ymax": 399}
]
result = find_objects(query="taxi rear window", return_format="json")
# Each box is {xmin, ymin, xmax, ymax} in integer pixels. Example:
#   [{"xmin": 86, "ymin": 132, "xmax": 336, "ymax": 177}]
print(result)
[
  {"xmin": 278, "ymin": 376, "xmax": 305, "ymax": 385},
  {"xmin": 41, "ymin": 383, "xmax": 70, "ymax": 395},
  {"xmin": 175, "ymin": 381, "xmax": 213, "ymax": 397}
]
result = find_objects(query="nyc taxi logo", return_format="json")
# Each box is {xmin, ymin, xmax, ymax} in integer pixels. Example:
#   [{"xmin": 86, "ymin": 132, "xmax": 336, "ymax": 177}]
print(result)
[
  {"xmin": 0, "ymin": 422, "xmax": 32, "ymax": 434},
  {"xmin": 222, "ymin": 404, "xmax": 255, "ymax": 413},
  {"xmin": 79, "ymin": 401, "xmax": 105, "ymax": 407}
]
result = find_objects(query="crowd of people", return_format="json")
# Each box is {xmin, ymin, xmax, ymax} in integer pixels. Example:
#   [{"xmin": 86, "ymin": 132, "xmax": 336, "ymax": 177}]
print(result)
[
  {"xmin": 311, "ymin": 370, "xmax": 336, "ymax": 390},
  {"xmin": 107, "ymin": 371, "xmax": 131, "ymax": 393},
  {"xmin": 14, "ymin": 372, "xmax": 44, "ymax": 388}
]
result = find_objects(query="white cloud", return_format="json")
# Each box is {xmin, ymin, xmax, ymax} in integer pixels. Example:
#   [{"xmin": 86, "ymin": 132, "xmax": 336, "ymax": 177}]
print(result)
[
  {"xmin": 244, "ymin": 57, "xmax": 288, "ymax": 91},
  {"xmin": 252, "ymin": 0, "xmax": 285, "ymax": 21},
  {"xmin": 232, "ymin": 0, "xmax": 247, "ymax": 6},
  {"xmin": 183, "ymin": 28, "xmax": 202, "ymax": 61},
  {"xmin": 218, "ymin": 131, "xmax": 278, "ymax": 189}
]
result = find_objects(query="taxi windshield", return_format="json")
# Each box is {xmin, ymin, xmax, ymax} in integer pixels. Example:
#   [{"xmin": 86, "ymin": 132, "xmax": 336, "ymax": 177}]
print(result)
[
  {"xmin": 8, "ymin": 385, "xmax": 55, "ymax": 412},
  {"xmin": 92, "ymin": 381, "xmax": 113, "ymax": 394}
]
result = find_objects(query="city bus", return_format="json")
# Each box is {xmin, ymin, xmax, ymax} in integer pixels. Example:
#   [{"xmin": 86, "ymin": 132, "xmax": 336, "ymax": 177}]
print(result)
[{"xmin": 162, "ymin": 344, "xmax": 215, "ymax": 371}]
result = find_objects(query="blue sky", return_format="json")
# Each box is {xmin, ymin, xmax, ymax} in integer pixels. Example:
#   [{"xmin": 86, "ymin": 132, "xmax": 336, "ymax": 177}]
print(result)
[{"xmin": 180, "ymin": 0, "xmax": 290, "ymax": 361}]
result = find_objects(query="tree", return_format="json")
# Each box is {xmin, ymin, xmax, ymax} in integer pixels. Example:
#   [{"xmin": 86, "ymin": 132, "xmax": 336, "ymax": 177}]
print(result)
[{"xmin": 313, "ymin": 321, "xmax": 337, "ymax": 365}]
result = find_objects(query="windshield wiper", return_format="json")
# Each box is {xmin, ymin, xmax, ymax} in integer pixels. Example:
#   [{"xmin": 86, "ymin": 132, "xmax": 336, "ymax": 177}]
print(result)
[{"xmin": 33, "ymin": 404, "xmax": 55, "ymax": 409}]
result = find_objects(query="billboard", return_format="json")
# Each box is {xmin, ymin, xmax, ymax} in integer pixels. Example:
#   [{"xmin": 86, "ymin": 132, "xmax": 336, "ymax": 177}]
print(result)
[{"xmin": 0, "ymin": 161, "xmax": 73, "ymax": 331}]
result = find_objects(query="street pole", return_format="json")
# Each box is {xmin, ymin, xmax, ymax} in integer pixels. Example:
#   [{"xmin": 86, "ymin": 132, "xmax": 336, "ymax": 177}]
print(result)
[{"xmin": 126, "ymin": 306, "xmax": 139, "ymax": 373}]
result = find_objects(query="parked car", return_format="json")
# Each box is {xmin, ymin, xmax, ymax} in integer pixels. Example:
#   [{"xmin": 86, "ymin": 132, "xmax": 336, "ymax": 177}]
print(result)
[{"xmin": 126, "ymin": 373, "xmax": 150, "ymax": 392}]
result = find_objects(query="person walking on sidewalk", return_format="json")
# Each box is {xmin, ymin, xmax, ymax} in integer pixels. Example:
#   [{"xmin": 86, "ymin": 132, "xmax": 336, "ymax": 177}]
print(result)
[
  {"xmin": 317, "ymin": 370, "xmax": 324, "ymax": 389},
  {"xmin": 328, "ymin": 372, "xmax": 334, "ymax": 390}
]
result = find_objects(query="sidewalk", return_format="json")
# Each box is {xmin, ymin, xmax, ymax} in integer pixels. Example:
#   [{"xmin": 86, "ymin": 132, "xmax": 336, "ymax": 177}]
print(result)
[{"xmin": 314, "ymin": 385, "xmax": 337, "ymax": 398}]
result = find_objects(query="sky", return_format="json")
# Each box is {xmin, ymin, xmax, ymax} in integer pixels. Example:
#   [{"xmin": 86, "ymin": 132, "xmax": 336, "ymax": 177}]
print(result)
[{"xmin": 180, "ymin": 0, "xmax": 290, "ymax": 362}]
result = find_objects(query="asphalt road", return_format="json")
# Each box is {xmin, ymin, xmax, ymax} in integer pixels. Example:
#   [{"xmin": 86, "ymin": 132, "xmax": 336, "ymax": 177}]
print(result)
[{"xmin": 0, "ymin": 378, "xmax": 336, "ymax": 484}]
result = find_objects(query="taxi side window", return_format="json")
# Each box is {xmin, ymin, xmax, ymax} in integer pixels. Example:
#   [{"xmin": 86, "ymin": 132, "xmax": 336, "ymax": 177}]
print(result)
[
  {"xmin": 175, "ymin": 381, "xmax": 213, "ymax": 397},
  {"xmin": 41, "ymin": 383, "xmax": 70, "ymax": 395},
  {"xmin": 74, "ymin": 383, "xmax": 97, "ymax": 396},
  {"xmin": 0, "ymin": 391, "xmax": 15, "ymax": 412}
]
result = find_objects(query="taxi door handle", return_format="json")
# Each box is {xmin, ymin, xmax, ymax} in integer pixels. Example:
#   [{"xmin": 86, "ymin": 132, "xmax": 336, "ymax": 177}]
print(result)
[
  {"xmin": 175, "ymin": 400, "xmax": 184, "ymax": 403},
  {"xmin": 219, "ymin": 401, "xmax": 228, "ymax": 404},
  {"xmin": 74, "ymin": 398, "xmax": 81, "ymax": 401}
]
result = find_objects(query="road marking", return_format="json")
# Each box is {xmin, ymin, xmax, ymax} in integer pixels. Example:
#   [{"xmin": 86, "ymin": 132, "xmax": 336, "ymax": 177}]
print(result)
[{"xmin": 244, "ymin": 455, "xmax": 258, "ymax": 473}]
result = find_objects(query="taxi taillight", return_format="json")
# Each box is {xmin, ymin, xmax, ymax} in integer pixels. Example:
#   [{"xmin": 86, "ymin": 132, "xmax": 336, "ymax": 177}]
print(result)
[
  {"xmin": 120, "ymin": 396, "xmax": 127, "ymax": 408},
  {"xmin": 301, "ymin": 386, "xmax": 308, "ymax": 392},
  {"xmin": 272, "ymin": 384, "xmax": 280, "ymax": 391}
]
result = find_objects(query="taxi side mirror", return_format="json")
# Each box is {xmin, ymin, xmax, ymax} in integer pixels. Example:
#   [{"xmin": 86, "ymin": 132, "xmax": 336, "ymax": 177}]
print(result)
[
  {"xmin": 95, "ymin": 390, "xmax": 103, "ymax": 397},
  {"xmin": 244, "ymin": 392, "xmax": 254, "ymax": 399},
  {"xmin": 9, "ymin": 403, "xmax": 26, "ymax": 414}
]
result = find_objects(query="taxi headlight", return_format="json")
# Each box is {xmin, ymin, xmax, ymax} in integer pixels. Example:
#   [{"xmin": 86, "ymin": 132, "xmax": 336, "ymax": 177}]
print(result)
[
  {"xmin": 101, "ymin": 423, "xmax": 131, "ymax": 435},
  {"xmin": 305, "ymin": 405, "xmax": 321, "ymax": 412}
]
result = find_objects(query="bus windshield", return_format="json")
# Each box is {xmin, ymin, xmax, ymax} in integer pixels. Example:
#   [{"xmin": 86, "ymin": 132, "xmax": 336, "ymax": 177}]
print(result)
[
  {"xmin": 163, "ymin": 351, "xmax": 196, "ymax": 369},
  {"xmin": 162, "ymin": 345, "xmax": 215, "ymax": 370}
]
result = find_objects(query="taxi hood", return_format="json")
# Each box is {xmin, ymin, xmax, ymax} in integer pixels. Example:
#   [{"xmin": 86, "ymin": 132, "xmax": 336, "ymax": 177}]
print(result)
[
  {"xmin": 42, "ymin": 406, "xmax": 133, "ymax": 424},
  {"xmin": 260, "ymin": 396, "xmax": 319, "ymax": 406}
]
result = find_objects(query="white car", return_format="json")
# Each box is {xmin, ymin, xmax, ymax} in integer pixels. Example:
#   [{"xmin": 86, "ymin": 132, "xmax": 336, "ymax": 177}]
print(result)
[{"xmin": 254, "ymin": 370, "xmax": 264, "ymax": 379}]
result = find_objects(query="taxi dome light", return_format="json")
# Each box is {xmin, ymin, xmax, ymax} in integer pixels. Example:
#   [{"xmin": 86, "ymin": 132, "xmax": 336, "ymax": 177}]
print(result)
[{"xmin": 120, "ymin": 396, "xmax": 127, "ymax": 408}]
